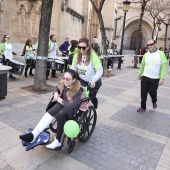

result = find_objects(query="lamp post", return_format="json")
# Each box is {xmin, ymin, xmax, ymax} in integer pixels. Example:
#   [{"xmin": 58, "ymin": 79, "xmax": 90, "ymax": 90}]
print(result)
[
  {"xmin": 154, "ymin": 20, "xmax": 161, "ymax": 42},
  {"xmin": 117, "ymin": 0, "xmax": 131, "ymax": 70}
]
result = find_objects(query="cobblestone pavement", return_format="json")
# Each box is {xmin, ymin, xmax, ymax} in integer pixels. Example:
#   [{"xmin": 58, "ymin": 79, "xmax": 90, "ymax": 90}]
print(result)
[{"xmin": 0, "ymin": 55, "xmax": 170, "ymax": 170}]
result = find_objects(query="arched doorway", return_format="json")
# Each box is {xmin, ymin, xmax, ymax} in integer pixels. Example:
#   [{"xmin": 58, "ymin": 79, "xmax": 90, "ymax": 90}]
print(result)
[{"xmin": 130, "ymin": 31, "xmax": 143, "ymax": 50}]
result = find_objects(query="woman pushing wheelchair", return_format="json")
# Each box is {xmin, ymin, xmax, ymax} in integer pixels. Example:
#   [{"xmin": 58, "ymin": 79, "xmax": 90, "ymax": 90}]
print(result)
[
  {"xmin": 71, "ymin": 38, "xmax": 103, "ymax": 114},
  {"xmin": 19, "ymin": 69, "xmax": 88, "ymax": 150}
]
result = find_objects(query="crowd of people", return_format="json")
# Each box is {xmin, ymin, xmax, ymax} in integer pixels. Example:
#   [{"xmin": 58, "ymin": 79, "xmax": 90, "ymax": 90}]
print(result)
[
  {"xmin": 0, "ymin": 35, "xmax": 169, "ymax": 79},
  {"xmin": 0, "ymin": 34, "xmax": 168, "ymax": 151}
]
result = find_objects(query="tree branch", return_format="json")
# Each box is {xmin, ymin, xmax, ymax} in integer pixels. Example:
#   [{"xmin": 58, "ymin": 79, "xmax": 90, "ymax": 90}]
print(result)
[
  {"xmin": 99, "ymin": 0, "xmax": 105, "ymax": 12},
  {"xmin": 89, "ymin": 0, "xmax": 98, "ymax": 14}
]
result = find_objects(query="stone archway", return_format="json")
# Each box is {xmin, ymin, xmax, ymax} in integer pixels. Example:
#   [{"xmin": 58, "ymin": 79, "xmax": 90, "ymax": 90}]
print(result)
[
  {"xmin": 130, "ymin": 31, "xmax": 143, "ymax": 50},
  {"xmin": 122, "ymin": 18, "xmax": 153, "ymax": 50}
]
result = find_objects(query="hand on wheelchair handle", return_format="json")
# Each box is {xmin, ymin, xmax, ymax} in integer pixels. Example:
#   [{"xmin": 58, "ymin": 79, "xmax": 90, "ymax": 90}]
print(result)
[{"xmin": 88, "ymin": 81, "xmax": 95, "ymax": 88}]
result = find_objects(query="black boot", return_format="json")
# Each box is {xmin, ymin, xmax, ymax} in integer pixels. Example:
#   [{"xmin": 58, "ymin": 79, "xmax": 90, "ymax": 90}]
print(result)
[
  {"xmin": 25, "ymin": 66, "xmax": 29, "ymax": 77},
  {"xmin": 29, "ymin": 68, "xmax": 34, "ymax": 76},
  {"xmin": 20, "ymin": 133, "xmax": 34, "ymax": 143}
]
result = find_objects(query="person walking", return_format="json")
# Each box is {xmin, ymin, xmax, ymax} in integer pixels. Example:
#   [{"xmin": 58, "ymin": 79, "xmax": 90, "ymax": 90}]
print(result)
[
  {"xmin": 0, "ymin": 35, "xmax": 15, "ymax": 78},
  {"xmin": 111, "ymin": 44, "xmax": 119, "ymax": 68},
  {"xmin": 59, "ymin": 37, "xmax": 70, "ymax": 72},
  {"xmin": 137, "ymin": 39, "xmax": 167, "ymax": 112},
  {"xmin": 92, "ymin": 36, "xmax": 100, "ymax": 55},
  {"xmin": 138, "ymin": 48, "xmax": 144, "ymax": 63},
  {"xmin": 23, "ymin": 39, "xmax": 34, "ymax": 77},
  {"xmin": 59, "ymin": 37, "xmax": 70, "ymax": 56},
  {"xmin": 71, "ymin": 37, "xmax": 103, "ymax": 114},
  {"xmin": 67, "ymin": 40, "xmax": 78, "ymax": 69},
  {"xmin": 46, "ymin": 34, "xmax": 58, "ymax": 80}
]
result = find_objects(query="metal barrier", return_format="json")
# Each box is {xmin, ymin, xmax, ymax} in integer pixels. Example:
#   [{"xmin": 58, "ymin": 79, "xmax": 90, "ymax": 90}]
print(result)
[{"xmin": 133, "ymin": 55, "xmax": 143, "ymax": 68}]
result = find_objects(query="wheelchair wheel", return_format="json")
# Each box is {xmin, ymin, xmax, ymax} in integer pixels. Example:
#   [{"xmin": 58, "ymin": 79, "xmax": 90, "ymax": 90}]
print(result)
[
  {"xmin": 49, "ymin": 119, "xmax": 57, "ymax": 133},
  {"xmin": 78, "ymin": 106, "xmax": 97, "ymax": 142}
]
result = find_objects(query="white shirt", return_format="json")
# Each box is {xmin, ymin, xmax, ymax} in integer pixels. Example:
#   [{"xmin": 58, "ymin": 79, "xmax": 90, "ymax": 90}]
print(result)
[
  {"xmin": 27, "ymin": 47, "xmax": 34, "ymax": 59},
  {"xmin": 143, "ymin": 51, "xmax": 161, "ymax": 79},
  {"xmin": 49, "ymin": 42, "xmax": 57, "ymax": 58},
  {"xmin": 75, "ymin": 55, "xmax": 96, "ymax": 82},
  {"xmin": 4, "ymin": 43, "xmax": 13, "ymax": 60}
]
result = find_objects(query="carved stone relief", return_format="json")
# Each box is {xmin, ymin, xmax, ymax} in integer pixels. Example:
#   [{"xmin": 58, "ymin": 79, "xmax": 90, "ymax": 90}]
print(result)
[
  {"xmin": 30, "ymin": 5, "xmax": 37, "ymax": 36},
  {"xmin": 17, "ymin": 0, "xmax": 41, "ymax": 37}
]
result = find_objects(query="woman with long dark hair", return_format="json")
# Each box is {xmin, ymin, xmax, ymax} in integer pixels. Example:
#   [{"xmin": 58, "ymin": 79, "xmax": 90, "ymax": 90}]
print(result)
[
  {"xmin": 67, "ymin": 40, "xmax": 78, "ymax": 68},
  {"xmin": 23, "ymin": 39, "xmax": 34, "ymax": 77}
]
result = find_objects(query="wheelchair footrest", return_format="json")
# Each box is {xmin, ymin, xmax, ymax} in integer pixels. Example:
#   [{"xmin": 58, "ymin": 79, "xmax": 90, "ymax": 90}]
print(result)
[{"xmin": 21, "ymin": 128, "xmax": 50, "ymax": 151}]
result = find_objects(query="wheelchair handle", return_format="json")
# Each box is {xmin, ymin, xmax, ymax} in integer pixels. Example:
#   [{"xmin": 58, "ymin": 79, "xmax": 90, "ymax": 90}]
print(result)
[{"xmin": 81, "ymin": 97, "xmax": 90, "ymax": 103}]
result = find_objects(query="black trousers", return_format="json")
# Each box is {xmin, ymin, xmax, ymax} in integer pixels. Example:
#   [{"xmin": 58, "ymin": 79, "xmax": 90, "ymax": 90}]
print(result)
[
  {"xmin": 80, "ymin": 78, "xmax": 102, "ymax": 108},
  {"xmin": 107, "ymin": 58, "xmax": 113, "ymax": 68},
  {"xmin": 48, "ymin": 102, "xmax": 74, "ymax": 142},
  {"xmin": 140, "ymin": 76, "xmax": 159, "ymax": 109},
  {"xmin": 25, "ymin": 59, "xmax": 33, "ymax": 76},
  {"xmin": 46, "ymin": 69, "xmax": 56, "ymax": 78}
]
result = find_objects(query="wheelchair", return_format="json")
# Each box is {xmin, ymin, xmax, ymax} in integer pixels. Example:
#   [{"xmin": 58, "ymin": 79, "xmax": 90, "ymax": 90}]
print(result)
[
  {"xmin": 45, "ymin": 96, "xmax": 97, "ymax": 153},
  {"xmin": 22, "ymin": 95, "xmax": 97, "ymax": 153}
]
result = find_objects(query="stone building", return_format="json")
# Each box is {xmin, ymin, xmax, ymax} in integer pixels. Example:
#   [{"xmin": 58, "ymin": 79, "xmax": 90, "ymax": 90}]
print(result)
[
  {"xmin": 0, "ymin": 0, "xmax": 169, "ymax": 50},
  {"xmin": 114, "ymin": 0, "xmax": 170, "ymax": 50},
  {"xmin": 0, "ymin": 0, "xmax": 86, "ymax": 45},
  {"xmin": 94, "ymin": 0, "xmax": 170, "ymax": 50}
]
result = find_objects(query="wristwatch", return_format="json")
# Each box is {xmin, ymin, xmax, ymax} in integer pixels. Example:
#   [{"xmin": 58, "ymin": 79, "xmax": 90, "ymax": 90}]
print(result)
[{"xmin": 61, "ymin": 100, "xmax": 64, "ymax": 104}]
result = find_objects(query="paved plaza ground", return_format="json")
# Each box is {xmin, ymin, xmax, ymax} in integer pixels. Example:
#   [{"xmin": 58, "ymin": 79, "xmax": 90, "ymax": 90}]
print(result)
[{"xmin": 0, "ymin": 53, "xmax": 170, "ymax": 170}]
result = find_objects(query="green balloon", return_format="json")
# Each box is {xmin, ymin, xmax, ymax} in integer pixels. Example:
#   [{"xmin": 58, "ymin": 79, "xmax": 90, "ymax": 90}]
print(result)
[{"xmin": 64, "ymin": 120, "xmax": 80, "ymax": 138}]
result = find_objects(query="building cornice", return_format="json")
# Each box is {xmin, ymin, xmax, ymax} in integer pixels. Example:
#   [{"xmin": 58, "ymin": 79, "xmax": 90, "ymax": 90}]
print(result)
[{"xmin": 65, "ymin": 7, "xmax": 84, "ymax": 23}]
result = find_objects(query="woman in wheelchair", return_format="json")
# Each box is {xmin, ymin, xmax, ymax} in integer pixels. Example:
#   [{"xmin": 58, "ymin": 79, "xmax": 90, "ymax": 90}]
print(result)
[{"xmin": 19, "ymin": 69, "xmax": 88, "ymax": 150}]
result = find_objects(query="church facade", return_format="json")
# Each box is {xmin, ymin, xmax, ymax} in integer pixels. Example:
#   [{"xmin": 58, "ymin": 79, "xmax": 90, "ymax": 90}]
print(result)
[{"xmin": 0, "ymin": 0, "xmax": 169, "ymax": 50}]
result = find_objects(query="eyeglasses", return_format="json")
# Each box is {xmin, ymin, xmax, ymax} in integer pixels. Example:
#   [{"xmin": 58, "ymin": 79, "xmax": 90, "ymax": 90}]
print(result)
[
  {"xmin": 78, "ymin": 46, "xmax": 87, "ymax": 50},
  {"xmin": 63, "ymin": 77, "xmax": 71, "ymax": 81},
  {"xmin": 147, "ymin": 43, "xmax": 155, "ymax": 47}
]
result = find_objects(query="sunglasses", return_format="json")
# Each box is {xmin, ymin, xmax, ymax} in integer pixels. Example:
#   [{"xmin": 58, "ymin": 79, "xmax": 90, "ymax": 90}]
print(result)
[
  {"xmin": 147, "ymin": 43, "xmax": 155, "ymax": 47},
  {"xmin": 78, "ymin": 46, "xmax": 87, "ymax": 50},
  {"xmin": 63, "ymin": 77, "xmax": 71, "ymax": 81}
]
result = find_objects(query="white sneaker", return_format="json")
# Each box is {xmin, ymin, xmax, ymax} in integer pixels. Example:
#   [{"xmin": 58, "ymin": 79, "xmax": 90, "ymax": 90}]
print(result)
[
  {"xmin": 96, "ymin": 108, "xmax": 99, "ymax": 116},
  {"xmin": 46, "ymin": 137, "xmax": 61, "ymax": 150}
]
